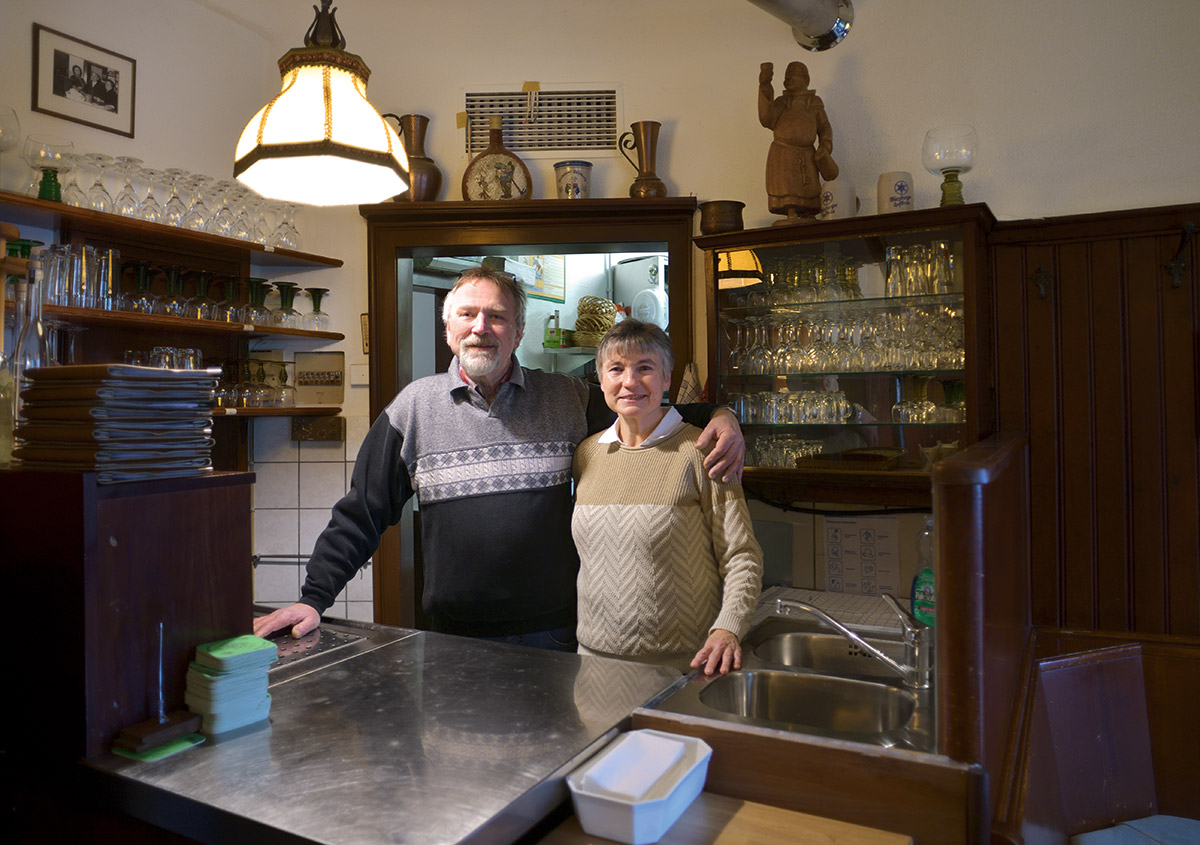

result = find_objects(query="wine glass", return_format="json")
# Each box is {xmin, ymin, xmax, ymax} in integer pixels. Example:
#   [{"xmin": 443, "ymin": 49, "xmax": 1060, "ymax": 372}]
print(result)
[
  {"xmin": 137, "ymin": 168, "xmax": 165, "ymax": 223},
  {"xmin": 82, "ymin": 153, "xmax": 115, "ymax": 213},
  {"xmin": 112, "ymin": 156, "xmax": 144, "ymax": 216},
  {"xmin": 922, "ymin": 124, "xmax": 979, "ymax": 207},
  {"xmin": 301, "ymin": 288, "xmax": 331, "ymax": 331},
  {"xmin": 0, "ymin": 105, "xmax": 20, "ymax": 188},
  {"xmin": 24, "ymin": 135, "xmax": 74, "ymax": 202},
  {"xmin": 161, "ymin": 168, "xmax": 188, "ymax": 227},
  {"xmin": 60, "ymin": 153, "xmax": 88, "ymax": 208}
]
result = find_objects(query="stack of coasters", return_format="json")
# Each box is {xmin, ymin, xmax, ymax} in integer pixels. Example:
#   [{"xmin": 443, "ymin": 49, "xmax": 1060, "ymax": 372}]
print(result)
[{"xmin": 185, "ymin": 635, "xmax": 277, "ymax": 735}]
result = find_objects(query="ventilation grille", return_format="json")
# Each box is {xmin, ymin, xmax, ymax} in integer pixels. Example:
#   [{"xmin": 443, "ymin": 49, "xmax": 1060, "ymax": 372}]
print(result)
[{"xmin": 464, "ymin": 89, "xmax": 619, "ymax": 157}]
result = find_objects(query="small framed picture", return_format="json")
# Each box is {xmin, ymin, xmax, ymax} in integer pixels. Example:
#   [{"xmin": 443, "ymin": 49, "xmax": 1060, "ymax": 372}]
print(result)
[{"xmin": 31, "ymin": 24, "xmax": 136, "ymax": 138}]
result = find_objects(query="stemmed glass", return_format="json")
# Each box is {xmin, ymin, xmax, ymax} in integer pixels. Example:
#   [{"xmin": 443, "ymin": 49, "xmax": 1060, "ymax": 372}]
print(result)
[
  {"xmin": 121, "ymin": 259, "xmax": 155, "ymax": 314},
  {"xmin": 24, "ymin": 135, "xmax": 74, "ymax": 201},
  {"xmin": 82, "ymin": 153, "xmax": 115, "ymax": 213},
  {"xmin": 922, "ymin": 124, "xmax": 979, "ymax": 207},
  {"xmin": 0, "ymin": 106, "xmax": 20, "ymax": 188},
  {"xmin": 206, "ymin": 181, "xmax": 237, "ymax": 237},
  {"xmin": 60, "ymin": 153, "xmax": 88, "ymax": 208},
  {"xmin": 301, "ymin": 288, "xmax": 331, "ymax": 331},
  {"xmin": 137, "ymin": 168, "xmax": 165, "ymax": 223},
  {"xmin": 161, "ymin": 168, "xmax": 189, "ymax": 227},
  {"xmin": 153, "ymin": 265, "xmax": 188, "ymax": 317},
  {"xmin": 112, "ymin": 156, "xmax": 144, "ymax": 217},
  {"xmin": 271, "ymin": 281, "xmax": 302, "ymax": 328},
  {"xmin": 239, "ymin": 278, "xmax": 272, "ymax": 325},
  {"xmin": 183, "ymin": 271, "xmax": 217, "ymax": 320},
  {"xmin": 212, "ymin": 278, "xmax": 242, "ymax": 323},
  {"xmin": 184, "ymin": 175, "xmax": 214, "ymax": 231},
  {"xmin": 275, "ymin": 362, "xmax": 296, "ymax": 408}
]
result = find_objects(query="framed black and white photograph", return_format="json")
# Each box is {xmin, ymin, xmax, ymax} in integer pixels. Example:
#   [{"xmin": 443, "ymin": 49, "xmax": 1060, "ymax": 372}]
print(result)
[{"xmin": 32, "ymin": 24, "xmax": 136, "ymax": 138}]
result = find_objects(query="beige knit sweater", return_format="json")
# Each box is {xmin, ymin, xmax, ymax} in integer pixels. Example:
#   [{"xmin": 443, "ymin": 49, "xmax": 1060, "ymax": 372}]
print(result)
[{"xmin": 571, "ymin": 422, "xmax": 763, "ymax": 665}]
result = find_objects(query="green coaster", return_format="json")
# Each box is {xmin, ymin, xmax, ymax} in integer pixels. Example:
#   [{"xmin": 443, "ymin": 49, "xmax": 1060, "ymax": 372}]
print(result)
[{"xmin": 113, "ymin": 732, "xmax": 205, "ymax": 762}]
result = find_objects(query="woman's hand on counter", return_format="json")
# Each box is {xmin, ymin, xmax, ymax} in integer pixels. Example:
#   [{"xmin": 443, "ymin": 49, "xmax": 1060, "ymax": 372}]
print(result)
[
  {"xmin": 690, "ymin": 628, "xmax": 742, "ymax": 676},
  {"xmin": 254, "ymin": 603, "xmax": 320, "ymax": 640}
]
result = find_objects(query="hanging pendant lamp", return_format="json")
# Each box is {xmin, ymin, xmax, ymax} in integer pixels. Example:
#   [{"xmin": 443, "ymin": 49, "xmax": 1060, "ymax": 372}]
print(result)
[{"xmin": 233, "ymin": 0, "xmax": 408, "ymax": 206}]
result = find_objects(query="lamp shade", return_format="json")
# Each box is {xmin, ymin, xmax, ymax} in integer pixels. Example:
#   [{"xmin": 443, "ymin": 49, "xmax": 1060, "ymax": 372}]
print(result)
[
  {"xmin": 233, "ymin": 3, "xmax": 408, "ymax": 206},
  {"xmin": 716, "ymin": 249, "xmax": 764, "ymax": 289}
]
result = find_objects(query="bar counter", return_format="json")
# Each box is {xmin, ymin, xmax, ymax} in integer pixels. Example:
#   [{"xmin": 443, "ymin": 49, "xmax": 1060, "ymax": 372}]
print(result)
[{"xmin": 82, "ymin": 618, "xmax": 680, "ymax": 845}]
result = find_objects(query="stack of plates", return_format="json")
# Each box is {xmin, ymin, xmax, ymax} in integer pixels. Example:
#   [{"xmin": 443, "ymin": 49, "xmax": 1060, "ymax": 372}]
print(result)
[
  {"xmin": 185, "ymin": 634, "xmax": 277, "ymax": 735},
  {"xmin": 13, "ymin": 364, "xmax": 219, "ymax": 484}
]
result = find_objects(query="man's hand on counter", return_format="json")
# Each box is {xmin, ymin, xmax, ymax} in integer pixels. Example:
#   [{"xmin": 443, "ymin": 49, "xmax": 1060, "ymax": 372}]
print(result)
[
  {"xmin": 690, "ymin": 628, "xmax": 742, "ymax": 676},
  {"xmin": 254, "ymin": 603, "xmax": 320, "ymax": 640}
]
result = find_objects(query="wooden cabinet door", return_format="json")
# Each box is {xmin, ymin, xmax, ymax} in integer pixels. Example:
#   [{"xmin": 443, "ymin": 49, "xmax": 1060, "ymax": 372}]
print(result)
[{"xmin": 990, "ymin": 205, "xmax": 1200, "ymax": 634}]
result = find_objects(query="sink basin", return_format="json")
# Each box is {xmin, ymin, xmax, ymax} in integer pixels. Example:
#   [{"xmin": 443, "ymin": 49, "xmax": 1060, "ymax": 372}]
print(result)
[
  {"xmin": 752, "ymin": 631, "xmax": 907, "ymax": 680},
  {"xmin": 646, "ymin": 613, "xmax": 936, "ymax": 751},
  {"xmin": 698, "ymin": 670, "xmax": 915, "ymax": 736}
]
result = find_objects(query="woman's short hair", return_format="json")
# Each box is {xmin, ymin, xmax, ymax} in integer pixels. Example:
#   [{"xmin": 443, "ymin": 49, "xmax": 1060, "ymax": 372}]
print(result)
[
  {"xmin": 441, "ymin": 265, "xmax": 527, "ymax": 329},
  {"xmin": 595, "ymin": 319, "xmax": 674, "ymax": 374}
]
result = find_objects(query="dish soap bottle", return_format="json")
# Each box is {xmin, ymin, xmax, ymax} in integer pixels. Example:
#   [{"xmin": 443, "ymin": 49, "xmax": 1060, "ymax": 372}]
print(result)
[
  {"xmin": 912, "ymin": 514, "xmax": 936, "ymax": 626},
  {"xmin": 544, "ymin": 309, "xmax": 561, "ymax": 348}
]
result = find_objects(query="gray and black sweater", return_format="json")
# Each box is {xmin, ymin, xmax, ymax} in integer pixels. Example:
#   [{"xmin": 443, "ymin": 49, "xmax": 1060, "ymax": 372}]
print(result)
[{"xmin": 299, "ymin": 356, "xmax": 717, "ymax": 637}]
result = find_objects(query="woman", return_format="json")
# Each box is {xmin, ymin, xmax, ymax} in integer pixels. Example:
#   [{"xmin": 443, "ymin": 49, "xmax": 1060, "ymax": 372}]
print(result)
[{"xmin": 571, "ymin": 320, "xmax": 762, "ymax": 675}]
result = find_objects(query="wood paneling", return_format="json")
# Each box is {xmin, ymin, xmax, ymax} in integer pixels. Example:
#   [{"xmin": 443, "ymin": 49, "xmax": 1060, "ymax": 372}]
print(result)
[
  {"xmin": 0, "ymin": 471, "xmax": 254, "ymax": 761},
  {"xmin": 931, "ymin": 433, "xmax": 1031, "ymax": 813},
  {"xmin": 990, "ymin": 204, "xmax": 1200, "ymax": 634}
]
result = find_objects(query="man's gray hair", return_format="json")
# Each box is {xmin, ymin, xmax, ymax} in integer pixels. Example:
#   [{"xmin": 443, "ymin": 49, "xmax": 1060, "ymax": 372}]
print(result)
[{"xmin": 441, "ymin": 265, "xmax": 528, "ymax": 329}]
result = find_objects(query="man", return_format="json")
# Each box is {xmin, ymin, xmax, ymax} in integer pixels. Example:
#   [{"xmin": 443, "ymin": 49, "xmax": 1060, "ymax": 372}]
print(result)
[{"xmin": 254, "ymin": 266, "xmax": 744, "ymax": 649}]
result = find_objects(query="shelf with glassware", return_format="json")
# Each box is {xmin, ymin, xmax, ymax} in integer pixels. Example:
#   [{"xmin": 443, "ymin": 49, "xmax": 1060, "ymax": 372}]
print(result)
[
  {"xmin": 2, "ymin": 190, "xmax": 350, "ymax": 464},
  {"xmin": 700, "ymin": 203, "xmax": 996, "ymax": 506}
]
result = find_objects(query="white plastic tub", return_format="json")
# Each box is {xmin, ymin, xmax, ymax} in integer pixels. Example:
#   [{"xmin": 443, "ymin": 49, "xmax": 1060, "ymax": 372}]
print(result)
[{"xmin": 566, "ymin": 729, "xmax": 712, "ymax": 845}]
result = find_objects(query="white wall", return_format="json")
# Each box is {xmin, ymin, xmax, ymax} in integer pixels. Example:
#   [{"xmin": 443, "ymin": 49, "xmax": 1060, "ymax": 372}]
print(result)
[
  {"xmin": 5, "ymin": 0, "xmax": 1199, "ymax": 388},
  {"xmin": 3, "ymin": 0, "xmax": 1198, "ymax": 606}
]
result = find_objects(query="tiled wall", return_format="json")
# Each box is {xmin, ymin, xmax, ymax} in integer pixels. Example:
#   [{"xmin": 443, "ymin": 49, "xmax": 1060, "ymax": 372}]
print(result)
[{"xmin": 250, "ymin": 415, "xmax": 374, "ymax": 622}]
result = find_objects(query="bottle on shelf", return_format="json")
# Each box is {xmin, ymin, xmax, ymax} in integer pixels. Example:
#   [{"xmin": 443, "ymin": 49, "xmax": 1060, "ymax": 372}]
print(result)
[
  {"xmin": 13, "ymin": 255, "xmax": 47, "ymax": 423},
  {"xmin": 912, "ymin": 515, "xmax": 936, "ymax": 627},
  {"xmin": 544, "ymin": 309, "xmax": 561, "ymax": 348},
  {"xmin": 0, "ymin": 281, "xmax": 14, "ymax": 467}
]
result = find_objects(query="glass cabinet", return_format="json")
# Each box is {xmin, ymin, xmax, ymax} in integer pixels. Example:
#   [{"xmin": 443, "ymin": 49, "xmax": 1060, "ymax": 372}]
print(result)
[{"xmin": 699, "ymin": 204, "xmax": 996, "ymax": 505}]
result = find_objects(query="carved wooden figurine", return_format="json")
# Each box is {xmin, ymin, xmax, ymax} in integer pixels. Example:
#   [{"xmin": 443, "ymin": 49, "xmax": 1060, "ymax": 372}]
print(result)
[{"xmin": 759, "ymin": 61, "xmax": 839, "ymax": 223}]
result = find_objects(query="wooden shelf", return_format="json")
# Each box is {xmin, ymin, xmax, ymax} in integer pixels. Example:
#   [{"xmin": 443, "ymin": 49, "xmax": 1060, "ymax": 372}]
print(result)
[
  {"xmin": 38, "ymin": 303, "xmax": 344, "ymax": 341},
  {"xmin": 0, "ymin": 190, "xmax": 343, "ymax": 271},
  {"xmin": 214, "ymin": 406, "xmax": 340, "ymax": 417}
]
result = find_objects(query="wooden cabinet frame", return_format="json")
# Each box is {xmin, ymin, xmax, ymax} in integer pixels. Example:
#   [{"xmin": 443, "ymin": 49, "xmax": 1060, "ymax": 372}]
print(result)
[{"xmin": 359, "ymin": 197, "xmax": 698, "ymax": 626}]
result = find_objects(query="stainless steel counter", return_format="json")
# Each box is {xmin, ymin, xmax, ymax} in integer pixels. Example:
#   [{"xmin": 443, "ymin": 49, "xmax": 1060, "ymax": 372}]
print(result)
[{"xmin": 84, "ymin": 618, "xmax": 679, "ymax": 845}]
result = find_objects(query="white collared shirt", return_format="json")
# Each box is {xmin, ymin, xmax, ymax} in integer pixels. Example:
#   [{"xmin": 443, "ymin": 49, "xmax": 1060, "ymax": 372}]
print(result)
[{"xmin": 598, "ymin": 406, "xmax": 685, "ymax": 448}]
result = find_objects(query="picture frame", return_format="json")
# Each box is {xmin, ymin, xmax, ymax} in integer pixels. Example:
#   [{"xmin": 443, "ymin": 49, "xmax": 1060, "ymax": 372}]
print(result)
[{"xmin": 31, "ymin": 24, "xmax": 136, "ymax": 138}]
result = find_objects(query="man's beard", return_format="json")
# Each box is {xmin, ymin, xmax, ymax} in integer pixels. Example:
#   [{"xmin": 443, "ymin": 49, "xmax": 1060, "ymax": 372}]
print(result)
[{"xmin": 459, "ymin": 339, "xmax": 503, "ymax": 378}]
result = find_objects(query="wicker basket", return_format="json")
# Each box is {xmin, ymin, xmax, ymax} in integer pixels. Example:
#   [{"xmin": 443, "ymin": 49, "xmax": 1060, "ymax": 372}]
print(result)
[{"xmin": 572, "ymin": 296, "xmax": 619, "ymax": 347}]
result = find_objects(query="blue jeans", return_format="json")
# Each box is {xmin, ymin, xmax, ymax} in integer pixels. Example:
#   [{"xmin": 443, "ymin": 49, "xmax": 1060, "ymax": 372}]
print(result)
[{"xmin": 479, "ymin": 624, "xmax": 577, "ymax": 652}]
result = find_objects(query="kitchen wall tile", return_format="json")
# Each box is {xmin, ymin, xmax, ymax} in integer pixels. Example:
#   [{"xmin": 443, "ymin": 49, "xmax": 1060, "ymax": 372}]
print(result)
[
  {"xmin": 252, "ymin": 462, "xmax": 299, "ymax": 509},
  {"xmin": 300, "ymin": 438, "xmax": 345, "ymax": 462},
  {"xmin": 345, "ymin": 564, "xmax": 374, "ymax": 601},
  {"xmin": 345, "ymin": 415, "xmax": 370, "ymax": 462},
  {"xmin": 299, "ymin": 461, "xmax": 347, "ymax": 509},
  {"xmin": 345, "ymin": 601, "xmax": 373, "ymax": 623},
  {"xmin": 254, "ymin": 561, "xmax": 302, "ymax": 603},
  {"xmin": 253, "ymin": 509, "xmax": 298, "ymax": 556},
  {"xmin": 300, "ymin": 508, "xmax": 333, "ymax": 555},
  {"xmin": 251, "ymin": 417, "xmax": 298, "ymax": 464}
]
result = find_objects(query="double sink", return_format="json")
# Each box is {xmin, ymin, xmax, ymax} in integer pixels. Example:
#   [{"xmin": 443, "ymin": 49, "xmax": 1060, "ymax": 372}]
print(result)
[{"xmin": 649, "ymin": 611, "xmax": 936, "ymax": 753}]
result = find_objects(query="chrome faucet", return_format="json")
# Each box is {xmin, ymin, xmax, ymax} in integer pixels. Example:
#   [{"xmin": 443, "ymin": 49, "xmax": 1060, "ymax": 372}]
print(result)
[{"xmin": 775, "ymin": 595, "xmax": 933, "ymax": 690}]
